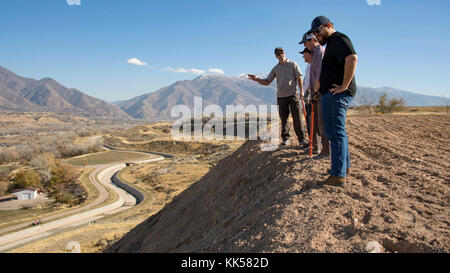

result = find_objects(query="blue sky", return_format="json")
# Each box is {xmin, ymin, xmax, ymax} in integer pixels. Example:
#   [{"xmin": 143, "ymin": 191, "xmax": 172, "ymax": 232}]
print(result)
[{"xmin": 0, "ymin": 0, "xmax": 449, "ymax": 102}]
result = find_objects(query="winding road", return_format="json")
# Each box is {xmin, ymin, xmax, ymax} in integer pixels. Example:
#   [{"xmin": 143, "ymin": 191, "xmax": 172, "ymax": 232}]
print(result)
[{"xmin": 0, "ymin": 146, "xmax": 171, "ymax": 252}]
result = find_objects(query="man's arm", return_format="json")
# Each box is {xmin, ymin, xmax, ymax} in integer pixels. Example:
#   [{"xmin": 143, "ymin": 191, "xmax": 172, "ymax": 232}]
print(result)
[
  {"xmin": 314, "ymin": 79, "xmax": 320, "ymax": 92},
  {"xmin": 248, "ymin": 74, "xmax": 271, "ymax": 86},
  {"xmin": 329, "ymin": 54, "xmax": 358, "ymax": 94},
  {"xmin": 297, "ymin": 76, "xmax": 304, "ymax": 97}
]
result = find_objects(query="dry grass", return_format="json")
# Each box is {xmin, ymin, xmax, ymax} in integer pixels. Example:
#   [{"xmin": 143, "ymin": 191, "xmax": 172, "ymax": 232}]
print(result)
[
  {"xmin": 9, "ymin": 140, "xmax": 243, "ymax": 252},
  {"xmin": 5, "ymin": 120, "xmax": 245, "ymax": 252},
  {"xmin": 0, "ymin": 207, "xmax": 56, "ymax": 231},
  {"xmin": 66, "ymin": 150, "xmax": 152, "ymax": 166},
  {"xmin": 0, "ymin": 165, "xmax": 121, "ymax": 235},
  {"xmin": 8, "ymin": 159, "xmax": 212, "ymax": 253},
  {"xmin": 74, "ymin": 135, "xmax": 102, "ymax": 145},
  {"xmin": 348, "ymin": 106, "xmax": 448, "ymax": 116}
]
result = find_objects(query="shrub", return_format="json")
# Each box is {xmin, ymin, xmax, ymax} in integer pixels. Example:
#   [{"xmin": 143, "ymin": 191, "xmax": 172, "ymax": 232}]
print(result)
[
  {"xmin": 0, "ymin": 181, "xmax": 9, "ymax": 197},
  {"xmin": 11, "ymin": 169, "xmax": 41, "ymax": 190},
  {"xmin": 49, "ymin": 162, "xmax": 79, "ymax": 188},
  {"xmin": 376, "ymin": 93, "xmax": 405, "ymax": 114},
  {"xmin": 30, "ymin": 153, "xmax": 56, "ymax": 170},
  {"xmin": 0, "ymin": 149, "xmax": 20, "ymax": 164},
  {"xmin": 55, "ymin": 193, "xmax": 74, "ymax": 205}
]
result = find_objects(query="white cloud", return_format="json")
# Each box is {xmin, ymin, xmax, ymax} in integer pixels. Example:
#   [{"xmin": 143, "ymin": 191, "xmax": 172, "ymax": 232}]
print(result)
[
  {"xmin": 366, "ymin": 0, "xmax": 381, "ymax": 6},
  {"xmin": 165, "ymin": 67, "xmax": 205, "ymax": 75},
  {"xmin": 189, "ymin": 68, "xmax": 206, "ymax": 75},
  {"xmin": 165, "ymin": 67, "xmax": 187, "ymax": 73},
  {"xmin": 67, "ymin": 0, "xmax": 81, "ymax": 6},
  {"xmin": 208, "ymin": 68, "xmax": 225, "ymax": 75},
  {"xmin": 127, "ymin": 58, "xmax": 148, "ymax": 66}
]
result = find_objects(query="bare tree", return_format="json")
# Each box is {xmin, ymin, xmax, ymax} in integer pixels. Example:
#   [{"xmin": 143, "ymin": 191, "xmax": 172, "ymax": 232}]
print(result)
[
  {"xmin": 442, "ymin": 94, "xmax": 449, "ymax": 115},
  {"xmin": 358, "ymin": 90, "xmax": 377, "ymax": 114}
]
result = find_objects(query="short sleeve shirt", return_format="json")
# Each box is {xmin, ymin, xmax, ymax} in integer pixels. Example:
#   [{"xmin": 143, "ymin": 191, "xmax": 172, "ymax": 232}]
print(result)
[
  {"xmin": 303, "ymin": 64, "xmax": 310, "ymax": 94},
  {"xmin": 319, "ymin": 32, "xmax": 357, "ymax": 96},
  {"xmin": 266, "ymin": 60, "xmax": 302, "ymax": 98},
  {"xmin": 309, "ymin": 45, "xmax": 325, "ymax": 92}
]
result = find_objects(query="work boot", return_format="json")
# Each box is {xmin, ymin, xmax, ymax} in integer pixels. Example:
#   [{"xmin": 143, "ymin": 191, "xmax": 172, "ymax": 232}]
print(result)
[
  {"xmin": 324, "ymin": 169, "xmax": 349, "ymax": 174},
  {"xmin": 298, "ymin": 138, "xmax": 310, "ymax": 148},
  {"xmin": 321, "ymin": 175, "xmax": 346, "ymax": 186}
]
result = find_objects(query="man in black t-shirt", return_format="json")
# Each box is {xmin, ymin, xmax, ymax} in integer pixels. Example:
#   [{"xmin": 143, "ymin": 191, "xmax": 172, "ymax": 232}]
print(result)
[{"xmin": 307, "ymin": 16, "xmax": 358, "ymax": 186}]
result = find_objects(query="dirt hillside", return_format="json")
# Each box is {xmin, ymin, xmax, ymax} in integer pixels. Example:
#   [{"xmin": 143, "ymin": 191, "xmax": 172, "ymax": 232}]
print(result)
[{"xmin": 105, "ymin": 115, "xmax": 449, "ymax": 253}]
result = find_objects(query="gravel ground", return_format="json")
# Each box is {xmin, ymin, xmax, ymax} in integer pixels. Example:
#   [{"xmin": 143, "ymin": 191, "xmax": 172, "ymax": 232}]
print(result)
[{"xmin": 105, "ymin": 115, "xmax": 449, "ymax": 253}]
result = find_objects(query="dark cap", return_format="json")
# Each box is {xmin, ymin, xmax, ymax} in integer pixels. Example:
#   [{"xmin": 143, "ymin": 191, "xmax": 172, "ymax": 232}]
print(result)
[
  {"xmin": 274, "ymin": 47, "xmax": 284, "ymax": 54},
  {"xmin": 299, "ymin": 47, "xmax": 311, "ymax": 54},
  {"xmin": 308, "ymin": 16, "xmax": 331, "ymax": 34},
  {"xmin": 299, "ymin": 32, "xmax": 316, "ymax": 44}
]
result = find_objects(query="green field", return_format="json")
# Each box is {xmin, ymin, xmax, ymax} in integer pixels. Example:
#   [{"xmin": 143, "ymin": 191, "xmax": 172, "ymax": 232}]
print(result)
[{"xmin": 66, "ymin": 151, "xmax": 155, "ymax": 166}]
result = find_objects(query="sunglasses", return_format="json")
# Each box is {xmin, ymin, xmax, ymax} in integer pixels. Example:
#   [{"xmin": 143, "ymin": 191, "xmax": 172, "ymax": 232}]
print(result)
[
  {"xmin": 314, "ymin": 24, "xmax": 326, "ymax": 34},
  {"xmin": 276, "ymin": 51, "xmax": 284, "ymax": 56}
]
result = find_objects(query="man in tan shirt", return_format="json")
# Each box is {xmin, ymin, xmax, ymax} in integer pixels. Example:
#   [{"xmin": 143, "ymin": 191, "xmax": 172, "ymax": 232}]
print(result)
[{"xmin": 249, "ymin": 47, "xmax": 309, "ymax": 147}]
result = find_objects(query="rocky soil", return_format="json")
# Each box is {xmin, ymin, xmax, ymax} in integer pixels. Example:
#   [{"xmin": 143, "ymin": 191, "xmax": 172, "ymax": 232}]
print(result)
[{"xmin": 105, "ymin": 115, "xmax": 449, "ymax": 253}]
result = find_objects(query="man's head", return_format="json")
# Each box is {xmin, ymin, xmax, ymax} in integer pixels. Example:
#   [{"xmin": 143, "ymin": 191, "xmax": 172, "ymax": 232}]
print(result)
[
  {"xmin": 299, "ymin": 33, "xmax": 318, "ymax": 51},
  {"xmin": 305, "ymin": 34, "xmax": 319, "ymax": 51},
  {"xmin": 309, "ymin": 16, "xmax": 335, "ymax": 45},
  {"xmin": 274, "ymin": 47, "xmax": 287, "ymax": 62},
  {"xmin": 300, "ymin": 47, "xmax": 312, "ymax": 64}
]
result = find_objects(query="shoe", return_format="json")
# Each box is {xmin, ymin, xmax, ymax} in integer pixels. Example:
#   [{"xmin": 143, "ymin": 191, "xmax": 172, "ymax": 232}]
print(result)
[
  {"xmin": 280, "ymin": 139, "xmax": 289, "ymax": 146},
  {"xmin": 314, "ymin": 153, "xmax": 328, "ymax": 159},
  {"xmin": 298, "ymin": 139, "xmax": 310, "ymax": 148},
  {"xmin": 325, "ymin": 168, "xmax": 349, "ymax": 174},
  {"xmin": 321, "ymin": 176, "xmax": 346, "ymax": 186},
  {"xmin": 318, "ymin": 151, "xmax": 330, "ymax": 156},
  {"xmin": 312, "ymin": 148, "xmax": 319, "ymax": 155}
]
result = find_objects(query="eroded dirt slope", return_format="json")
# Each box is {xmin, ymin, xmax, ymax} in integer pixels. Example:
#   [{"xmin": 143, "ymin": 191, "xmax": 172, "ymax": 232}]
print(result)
[{"xmin": 105, "ymin": 115, "xmax": 449, "ymax": 253}]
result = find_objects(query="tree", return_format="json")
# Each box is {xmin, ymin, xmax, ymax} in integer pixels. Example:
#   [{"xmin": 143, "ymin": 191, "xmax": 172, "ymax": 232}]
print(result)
[
  {"xmin": 50, "ymin": 162, "xmax": 79, "ymax": 188},
  {"xmin": 358, "ymin": 90, "xmax": 377, "ymax": 114},
  {"xmin": 376, "ymin": 93, "xmax": 405, "ymax": 114},
  {"xmin": 442, "ymin": 94, "xmax": 449, "ymax": 115},
  {"xmin": 11, "ymin": 169, "xmax": 41, "ymax": 189},
  {"xmin": 31, "ymin": 153, "xmax": 56, "ymax": 170},
  {"xmin": 0, "ymin": 171, "xmax": 9, "ymax": 197}
]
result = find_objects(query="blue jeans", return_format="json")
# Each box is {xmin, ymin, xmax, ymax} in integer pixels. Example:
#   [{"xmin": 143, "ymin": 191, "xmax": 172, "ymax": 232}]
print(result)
[{"xmin": 321, "ymin": 91, "xmax": 353, "ymax": 178}]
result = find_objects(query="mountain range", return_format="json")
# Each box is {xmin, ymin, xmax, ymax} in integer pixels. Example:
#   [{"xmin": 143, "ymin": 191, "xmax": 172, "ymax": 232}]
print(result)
[
  {"xmin": 116, "ymin": 75, "xmax": 447, "ymax": 120},
  {"xmin": 115, "ymin": 75, "xmax": 277, "ymax": 120},
  {"xmin": 0, "ymin": 66, "xmax": 446, "ymax": 121},
  {"xmin": 0, "ymin": 66, "xmax": 132, "ymax": 120}
]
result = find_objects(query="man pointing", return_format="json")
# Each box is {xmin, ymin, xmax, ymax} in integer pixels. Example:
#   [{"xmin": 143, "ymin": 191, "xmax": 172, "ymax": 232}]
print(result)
[{"xmin": 249, "ymin": 47, "xmax": 309, "ymax": 148}]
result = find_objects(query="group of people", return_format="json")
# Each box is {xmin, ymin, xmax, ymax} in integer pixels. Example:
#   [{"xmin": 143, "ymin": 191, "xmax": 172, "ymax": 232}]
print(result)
[{"xmin": 248, "ymin": 16, "xmax": 358, "ymax": 186}]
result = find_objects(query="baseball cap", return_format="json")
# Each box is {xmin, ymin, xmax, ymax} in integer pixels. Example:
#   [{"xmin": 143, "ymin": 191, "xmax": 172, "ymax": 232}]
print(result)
[
  {"xmin": 308, "ymin": 16, "xmax": 331, "ymax": 34},
  {"xmin": 274, "ymin": 47, "xmax": 284, "ymax": 54},
  {"xmin": 299, "ymin": 32, "xmax": 316, "ymax": 44},
  {"xmin": 299, "ymin": 47, "xmax": 311, "ymax": 54}
]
